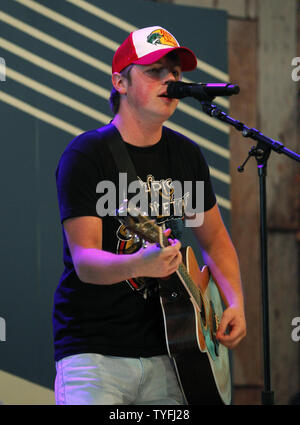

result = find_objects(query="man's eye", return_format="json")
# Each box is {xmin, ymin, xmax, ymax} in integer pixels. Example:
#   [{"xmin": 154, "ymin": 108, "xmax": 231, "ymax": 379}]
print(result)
[
  {"xmin": 172, "ymin": 68, "xmax": 182, "ymax": 79},
  {"xmin": 145, "ymin": 67, "xmax": 181, "ymax": 79},
  {"xmin": 146, "ymin": 68, "xmax": 162, "ymax": 74}
]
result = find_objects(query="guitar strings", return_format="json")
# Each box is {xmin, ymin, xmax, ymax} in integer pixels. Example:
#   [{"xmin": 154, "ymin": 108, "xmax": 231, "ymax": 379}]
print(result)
[{"xmin": 136, "ymin": 216, "xmax": 217, "ymax": 328}]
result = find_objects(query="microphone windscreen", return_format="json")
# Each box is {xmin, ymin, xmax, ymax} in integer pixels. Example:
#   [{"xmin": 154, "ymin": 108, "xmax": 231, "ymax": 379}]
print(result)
[{"xmin": 166, "ymin": 82, "xmax": 191, "ymax": 99}]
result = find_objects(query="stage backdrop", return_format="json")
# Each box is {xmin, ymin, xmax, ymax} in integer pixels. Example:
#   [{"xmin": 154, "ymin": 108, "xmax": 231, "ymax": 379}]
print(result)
[{"xmin": 0, "ymin": 0, "xmax": 229, "ymax": 403}]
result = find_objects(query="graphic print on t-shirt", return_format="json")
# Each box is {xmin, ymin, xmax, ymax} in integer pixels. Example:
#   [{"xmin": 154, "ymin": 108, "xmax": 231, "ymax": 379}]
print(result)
[{"xmin": 116, "ymin": 173, "xmax": 189, "ymax": 291}]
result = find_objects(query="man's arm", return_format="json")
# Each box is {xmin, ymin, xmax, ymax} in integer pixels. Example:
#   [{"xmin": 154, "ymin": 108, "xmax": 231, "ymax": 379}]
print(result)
[
  {"xmin": 191, "ymin": 204, "xmax": 246, "ymax": 349},
  {"xmin": 63, "ymin": 216, "xmax": 182, "ymax": 285}
]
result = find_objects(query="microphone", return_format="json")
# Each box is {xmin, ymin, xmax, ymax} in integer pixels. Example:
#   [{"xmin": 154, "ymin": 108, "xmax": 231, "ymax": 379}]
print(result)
[{"xmin": 166, "ymin": 81, "xmax": 240, "ymax": 101}]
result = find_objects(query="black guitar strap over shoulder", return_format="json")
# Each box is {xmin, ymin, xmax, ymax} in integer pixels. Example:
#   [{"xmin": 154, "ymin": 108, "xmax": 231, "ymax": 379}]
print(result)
[
  {"xmin": 100, "ymin": 123, "xmax": 138, "ymax": 201},
  {"xmin": 98, "ymin": 123, "xmax": 158, "ymax": 298}
]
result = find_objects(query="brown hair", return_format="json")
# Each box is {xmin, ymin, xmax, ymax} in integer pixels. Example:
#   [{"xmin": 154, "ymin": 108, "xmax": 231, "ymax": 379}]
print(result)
[{"xmin": 109, "ymin": 64, "xmax": 133, "ymax": 115}]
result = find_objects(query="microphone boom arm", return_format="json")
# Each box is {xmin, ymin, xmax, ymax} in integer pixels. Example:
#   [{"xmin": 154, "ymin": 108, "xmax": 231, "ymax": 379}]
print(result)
[
  {"xmin": 201, "ymin": 101, "xmax": 300, "ymax": 162},
  {"xmin": 199, "ymin": 99, "xmax": 299, "ymax": 406}
]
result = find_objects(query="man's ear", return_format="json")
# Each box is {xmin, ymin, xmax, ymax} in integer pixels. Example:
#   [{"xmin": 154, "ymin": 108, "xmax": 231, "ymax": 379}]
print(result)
[{"xmin": 112, "ymin": 72, "xmax": 127, "ymax": 95}]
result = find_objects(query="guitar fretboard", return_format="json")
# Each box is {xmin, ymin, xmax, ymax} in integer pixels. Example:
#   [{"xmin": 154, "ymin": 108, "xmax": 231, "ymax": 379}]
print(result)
[{"xmin": 177, "ymin": 263, "xmax": 204, "ymax": 312}]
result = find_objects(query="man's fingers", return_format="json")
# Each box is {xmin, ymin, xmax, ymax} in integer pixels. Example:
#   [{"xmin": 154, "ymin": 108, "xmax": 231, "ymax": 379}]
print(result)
[
  {"xmin": 168, "ymin": 249, "xmax": 182, "ymax": 265},
  {"xmin": 216, "ymin": 307, "xmax": 246, "ymax": 349},
  {"xmin": 168, "ymin": 238, "xmax": 181, "ymax": 249},
  {"xmin": 217, "ymin": 331, "xmax": 244, "ymax": 349},
  {"xmin": 163, "ymin": 228, "xmax": 172, "ymax": 237},
  {"xmin": 216, "ymin": 310, "xmax": 231, "ymax": 338}
]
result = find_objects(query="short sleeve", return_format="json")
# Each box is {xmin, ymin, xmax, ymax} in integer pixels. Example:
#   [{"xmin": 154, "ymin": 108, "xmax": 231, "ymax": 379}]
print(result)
[
  {"xmin": 56, "ymin": 149, "xmax": 101, "ymax": 224},
  {"xmin": 194, "ymin": 145, "xmax": 216, "ymax": 212}
]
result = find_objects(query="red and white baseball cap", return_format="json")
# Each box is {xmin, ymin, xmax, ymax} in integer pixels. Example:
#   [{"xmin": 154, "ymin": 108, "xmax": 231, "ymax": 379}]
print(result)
[{"xmin": 112, "ymin": 26, "xmax": 197, "ymax": 73}]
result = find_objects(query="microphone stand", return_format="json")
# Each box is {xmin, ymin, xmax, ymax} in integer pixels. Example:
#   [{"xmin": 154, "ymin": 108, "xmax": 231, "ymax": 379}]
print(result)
[{"xmin": 197, "ymin": 97, "xmax": 300, "ymax": 406}]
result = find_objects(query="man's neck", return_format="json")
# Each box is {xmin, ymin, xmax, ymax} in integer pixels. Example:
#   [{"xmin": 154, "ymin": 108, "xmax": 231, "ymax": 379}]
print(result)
[{"xmin": 112, "ymin": 113, "xmax": 163, "ymax": 147}]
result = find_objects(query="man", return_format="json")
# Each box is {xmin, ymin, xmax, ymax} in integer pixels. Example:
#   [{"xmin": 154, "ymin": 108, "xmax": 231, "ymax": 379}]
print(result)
[{"xmin": 53, "ymin": 26, "xmax": 246, "ymax": 405}]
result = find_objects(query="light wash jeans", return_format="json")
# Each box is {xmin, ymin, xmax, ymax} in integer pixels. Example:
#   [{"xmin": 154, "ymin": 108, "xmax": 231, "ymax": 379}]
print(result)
[{"xmin": 55, "ymin": 353, "xmax": 186, "ymax": 405}]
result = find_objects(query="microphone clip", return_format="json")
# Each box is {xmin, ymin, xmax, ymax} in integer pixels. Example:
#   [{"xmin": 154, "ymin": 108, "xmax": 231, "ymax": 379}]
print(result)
[{"xmin": 237, "ymin": 146, "xmax": 258, "ymax": 172}]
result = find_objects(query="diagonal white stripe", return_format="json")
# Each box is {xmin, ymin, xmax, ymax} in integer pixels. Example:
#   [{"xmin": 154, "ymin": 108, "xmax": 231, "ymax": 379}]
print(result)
[
  {"xmin": 6, "ymin": 67, "xmax": 230, "ymax": 185},
  {"xmin": 65, "ymin": 0, "xmax": 229, "ymax": 81},
  {"xmin": 165, "ymin": 120, "xmax": 230, "ymax": 163},
  {"xmin": 0, "ymin": 91, "xmax": 83, "ymax": 135},
  {"xmin": 0, "ymin": 11, "xmax": 111, "ymax": 75},
  {"xmin": 0, "ymin": 10, "xmax": 229, "ymax": 131},
  {"xmin": 0, "ymin": 92, "xmax": 230, "ymax": 208},
  {"xmin": 9, "ymin": 62, "xmax": 230, "ymax": 183},
  {"xmin": 0, "ymin": 369, "xmax": 54, "ymax": 405},
  {"xmin": 0, "ymin": 38, "xmax": 230, "ymax": 162},
  {"xmin": 67, "ymin": 0, "xmax": 137, "ymax": 33},
  {"xmin": 0, "ymin": 38, "xmax": 110, "ymax": 97},
  {"xmin": 14, "ymin": 0, "xmax": 119, "ymax": 51},
  {"xmin": 6, "ymin": 66, "xmax": 111, "ymax": 124},
  {"xmin": 14, "ymin": 0, "xmax": 229, "ymax": 81},
  {"xmin": 216, "ymin": 195, "xmax": 231, "ymax": 210},
  {"xmin": 177, "ymin": 101, "xmax": 229, "ymax": 134}
]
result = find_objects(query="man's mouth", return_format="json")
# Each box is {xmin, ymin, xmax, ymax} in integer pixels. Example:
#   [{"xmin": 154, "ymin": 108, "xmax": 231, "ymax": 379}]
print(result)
[{"xmin": 158, "ymin": 92, "xmax": 170, "ymax": 98}]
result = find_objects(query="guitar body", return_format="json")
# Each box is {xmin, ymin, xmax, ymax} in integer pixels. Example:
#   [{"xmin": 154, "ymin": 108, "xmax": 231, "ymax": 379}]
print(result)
[
  {"xmin": 159, "ymin": 246, "xmax": 231, "ymax": 405},
  {"xmin": 114, "ymin": 205, "xmax": 231, "ymax": 405}
]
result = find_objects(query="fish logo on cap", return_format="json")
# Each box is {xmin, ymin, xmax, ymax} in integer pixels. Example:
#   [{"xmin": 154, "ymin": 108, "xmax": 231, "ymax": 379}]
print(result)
[{"xmin": 147, "ymin": 28, "xmax": 178, "ymax": 47}]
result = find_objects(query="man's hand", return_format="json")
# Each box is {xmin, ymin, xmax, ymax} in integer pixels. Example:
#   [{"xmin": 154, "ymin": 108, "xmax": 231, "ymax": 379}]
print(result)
[
  {"xmin": 216, "ymin": 306, "xmax": 246, "ymax": 349},
  {"xmin": 133, "ymin": 229, "xmax": 182, "ymax": 278}
]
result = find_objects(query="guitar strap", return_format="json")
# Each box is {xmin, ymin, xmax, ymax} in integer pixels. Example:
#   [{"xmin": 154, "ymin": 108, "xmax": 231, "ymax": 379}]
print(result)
[
  {"xmin": 109, "ymin": 132, "xmax": 137, "ymax": 194},
  {"xmin": 97, "ymin": 123, "xmax": 138, "ymax": 197},
  {"xmin": 98, "ymin": 123, "xmax": 157, "ymax": 298}
]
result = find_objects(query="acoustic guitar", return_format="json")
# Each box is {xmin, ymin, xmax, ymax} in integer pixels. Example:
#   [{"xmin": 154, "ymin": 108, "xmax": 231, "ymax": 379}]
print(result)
[{"xmin": 116, "ymin": 203, "xmax": 231, "ymax": 405}]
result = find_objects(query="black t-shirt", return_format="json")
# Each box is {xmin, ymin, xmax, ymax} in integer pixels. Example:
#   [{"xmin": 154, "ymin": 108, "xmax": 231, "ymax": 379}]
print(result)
[{"xmin": 53, "ymin": 123, "xmax": 216, "ymax": 361}]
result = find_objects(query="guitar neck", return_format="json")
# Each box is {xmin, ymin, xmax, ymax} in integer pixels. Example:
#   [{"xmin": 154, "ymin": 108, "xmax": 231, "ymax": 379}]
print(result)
[
  {"xmin": 131, "ymin": 220, "xmax": 205, "ymax": 311},
  {"xmin": 159, "ymin": 230, "xmax": 204, "ymax": 311},
  {"xmin": 177, "ymin": 263, "xmax": 203, "ymax": 311}
]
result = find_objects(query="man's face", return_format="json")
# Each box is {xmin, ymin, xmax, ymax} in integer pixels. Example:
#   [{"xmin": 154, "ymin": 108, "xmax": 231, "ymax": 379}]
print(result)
[{"xmin": 124, "ymin": 54, "xmax": 182, "ymax": 122}]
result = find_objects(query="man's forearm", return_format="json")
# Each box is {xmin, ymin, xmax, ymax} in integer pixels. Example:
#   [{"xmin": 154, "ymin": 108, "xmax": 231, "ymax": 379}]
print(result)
[
  {"xmin": 192, "ymin": 206, "xmax": 247, "ymax": 347},
  {"xmin": 201, "ymin": 237, "xmax": 244, "ymax": 309},
  {"xmin": 72, "ymin": 238, "xmax": 182, "ymax": 285},
  {"xmin": 74, "ymin": 248, "xmax": 139, "ymax": 285}
]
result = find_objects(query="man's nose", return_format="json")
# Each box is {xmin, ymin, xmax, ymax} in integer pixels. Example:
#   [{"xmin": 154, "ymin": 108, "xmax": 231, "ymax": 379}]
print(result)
[{"xmin": 163, "ymin": 69, "xmax": 177, "ymax": 84}]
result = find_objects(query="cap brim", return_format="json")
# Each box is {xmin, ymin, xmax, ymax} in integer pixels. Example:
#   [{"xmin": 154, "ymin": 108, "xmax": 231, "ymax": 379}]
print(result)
[{"xmin": 132, "ymin": 46, "xmax": 197, "ymax": 72}]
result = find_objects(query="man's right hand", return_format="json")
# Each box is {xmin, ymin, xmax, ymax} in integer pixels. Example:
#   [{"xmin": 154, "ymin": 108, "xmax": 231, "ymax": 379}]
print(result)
[
  {"xmin": 132, "ymin": 229, "xmax": 182, "ymax": 278},
  {"xmin": 64, "ymin": 217, "xmax": 182, "ymax": 285}
]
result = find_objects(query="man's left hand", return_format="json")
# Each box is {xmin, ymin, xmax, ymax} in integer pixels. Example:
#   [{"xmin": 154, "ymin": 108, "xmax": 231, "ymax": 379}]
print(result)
[{"xmin": 216, "ymin": 306, "xmax": 246, "ymax": 349}]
